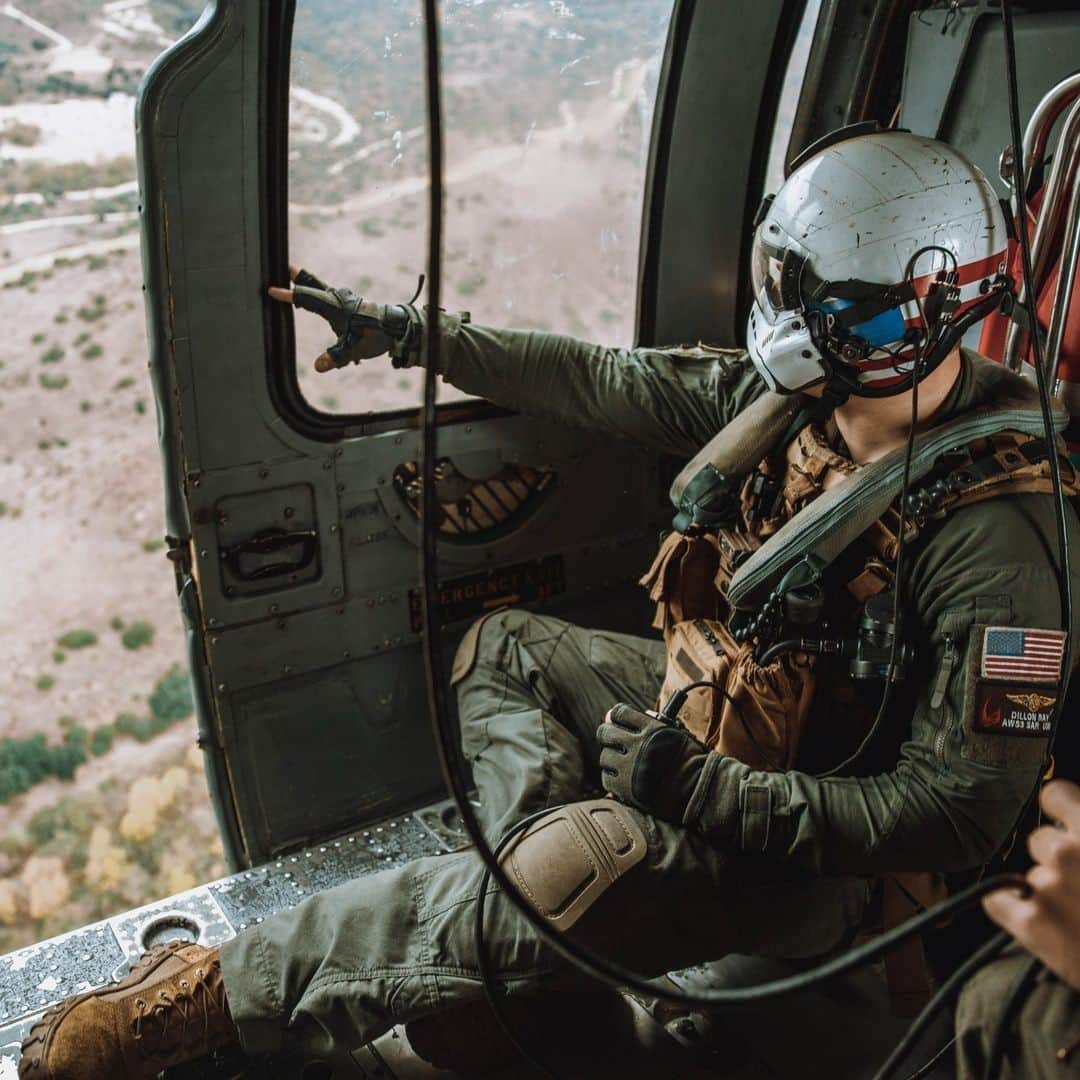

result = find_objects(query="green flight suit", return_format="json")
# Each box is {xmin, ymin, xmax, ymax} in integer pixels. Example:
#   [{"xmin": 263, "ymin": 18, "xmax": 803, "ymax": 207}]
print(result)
[
  {"xmin": 220, "ymin": 319, "xmax": 1080, "ymax": 1069},
  {"xmin": 955, "ymin": 944, "xmax": 1080, "ymax": 1078}
]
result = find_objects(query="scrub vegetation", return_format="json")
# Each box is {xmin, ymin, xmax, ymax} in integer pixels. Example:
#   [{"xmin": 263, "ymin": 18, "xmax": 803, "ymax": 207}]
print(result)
[{"xmin": 0, "ymin": 0, "xmax": 678, "ymax": 953}]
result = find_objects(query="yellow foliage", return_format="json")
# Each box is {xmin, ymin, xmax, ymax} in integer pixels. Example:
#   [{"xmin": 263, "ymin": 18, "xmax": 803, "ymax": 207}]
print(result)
[
  {"xmin": 120, "ymin": 767, "xmax": 190, "ymax": 842},
  {"xmin": 20, "ymin": 856, "xmax": 71, "ymax": 920},
  {"xmin": 164, "ymin": 863, "xmax": 196, "ymax": 895},
  {"xmin": 0, "ymin": 878, "xmax": 19, "ymax": 925},
  {"xmin": 84, "ymin": 825, "xmax": 129, "ymax": 893}
]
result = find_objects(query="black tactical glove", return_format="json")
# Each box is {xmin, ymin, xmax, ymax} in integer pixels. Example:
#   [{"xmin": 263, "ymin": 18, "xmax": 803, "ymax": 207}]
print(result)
[
  {"xmin": 289, "ymin": 268, "xmax": 416, "ymax": 369},
  {"xmin": 596, "ymin": 704, "xmax": 737, "ymax": 845}
]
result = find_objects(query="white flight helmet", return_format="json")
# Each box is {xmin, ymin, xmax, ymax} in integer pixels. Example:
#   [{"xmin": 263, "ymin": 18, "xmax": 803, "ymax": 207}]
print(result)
[{"xmin": 747, "ymin": 126, "xmax": 1011, "ymax": 398}]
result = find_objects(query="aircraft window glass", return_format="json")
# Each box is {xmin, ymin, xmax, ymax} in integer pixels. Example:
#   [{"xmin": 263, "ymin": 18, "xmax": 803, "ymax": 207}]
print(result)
[
  {"xmin": 763, "ymin": 0, "xmax": 822, "ymax": 196},
  {"xmin": 288, "ymin": 0, "xmax": 677, "ymax": 417},
  {"xmin": 0, "ymin": 0, "xmax": 218, "ymax": 954}
]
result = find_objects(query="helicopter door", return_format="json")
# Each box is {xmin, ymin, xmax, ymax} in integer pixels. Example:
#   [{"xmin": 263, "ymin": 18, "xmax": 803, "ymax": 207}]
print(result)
[{"xmin": 137, "ymin": 0, "xmax": 811, "ymax": 869}]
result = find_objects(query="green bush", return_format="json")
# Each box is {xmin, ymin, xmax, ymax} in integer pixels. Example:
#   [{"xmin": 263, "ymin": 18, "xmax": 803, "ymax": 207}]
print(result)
[
  {"xmin": 113, "ymin": 377, "xmax": 134, "ymax": 391},
  {"xmin": 77, "ymin": 301, "xmax": 105, "ymax": 322},
  {"xmin": 121, "ymin": 620, "xmax": 154, "ymax": 650},
  {"xmin": 57, "ymin": 628, "xmax": 97, "ymax": 650},
  {"xmin": 74, "ymin": 331, "xmax": 90, "ymax": 346},
  {"xmin": 82, "ymin": 343, "xmax": 103, "ymax": 360},
  {"xmin": 40, "ymin": 346, "xmax": 63, "ymax": 364},
  {"xmin": 114, "ymin": 712, "xmax": 140, "ymax": 735},
  {"xmin": 31, "ymin": 331, "xmax": 44, "ymax": 344},
  {"xmin": 0, "ymin": 729, "xmax": 88, "ymax": 803},
  {"xmin": 110, "ymin": 616, "xmax": 124, "ymax": 630},
  {"xmin": 141, "ymin": 539, "xmax": 164, "ymax": 553},
  {"xmin": 150, "ymin": 667, "xmax": 194, "ymax": 723},
  {"xmin": 39, "ymin": 373, "xmax": 68, "ymax": 390},
  {"xmin": 52, "ymin": 649, "xmax": 65, "ymax": 663},
  {"xmin": 89, "ymin": 725, "xmax": 114, "ymax": 756},
  {"xmin": 36, "ymin": 674, "xmax": 55, "ymax": 691},
  {"xmin": 134, "ymin": 398, "xmax": 147, "ymax": 415}
]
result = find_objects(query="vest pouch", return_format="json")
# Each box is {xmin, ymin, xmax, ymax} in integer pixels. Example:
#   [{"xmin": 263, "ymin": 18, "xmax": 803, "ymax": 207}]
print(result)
[
  {"xmin": 657, "ymin": 618, "xmax": 738, "ymax": 748},
  {"xmin": 721, "ymin": 644, "xmax": 816, "ymax": 771},
  {"xmin": 639, "ymin": 532, "xmax": 726, "ymax": 633}
]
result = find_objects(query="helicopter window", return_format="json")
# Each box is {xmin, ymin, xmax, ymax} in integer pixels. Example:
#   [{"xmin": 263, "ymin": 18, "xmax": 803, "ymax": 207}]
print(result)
[
  {"xmin": 763, "ymin": 0, "xmax": 822, "ymax": 196},
  {"xmin": 287, "ymin": 0, "xmax": 676, "ymax": 418}
]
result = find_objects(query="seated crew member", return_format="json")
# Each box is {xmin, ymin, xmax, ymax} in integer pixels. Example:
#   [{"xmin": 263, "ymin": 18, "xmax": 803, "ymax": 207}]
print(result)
[
  {"xmin": 20, "ymin": 130, "xmax": 1080, "ymax": 1080},
  {"xmin": 954, "ymin": 778, "xmax": 1080, "ymax": 1078}
]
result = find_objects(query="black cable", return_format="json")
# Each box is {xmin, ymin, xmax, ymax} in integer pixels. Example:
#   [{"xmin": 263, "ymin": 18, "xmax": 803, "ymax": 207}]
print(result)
[
  {"xmin": 474, "ymin": 806, "xmax": 564, "ymax": 1079},
  {"xmin": 872, "ymin": 930, "xmax": 1012, "ymax": 1080},
  {"xmin": 903, "ymin": 1034, "xmax": 956, "ymax": 1080},
  {"xmin": 416, "ymin": 3, "xmax": 1056, "ymax": 1076},
  {"xmin": 815, "ymin": 291, "xmax": 927, "ymax": 778},
  {"xmin": 1000, "ymin": 0, "xmax": 1074, "ymax": 775},
  {"xmin": 983, "ymin": 951, "xmax": 1042, "ymax": 1080}
]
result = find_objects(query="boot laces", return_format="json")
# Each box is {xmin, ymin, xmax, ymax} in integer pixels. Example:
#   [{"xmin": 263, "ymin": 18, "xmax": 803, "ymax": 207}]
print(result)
[{"xmin": 131, "ymin": 962, "xmax": 228, "ymax": 1060}]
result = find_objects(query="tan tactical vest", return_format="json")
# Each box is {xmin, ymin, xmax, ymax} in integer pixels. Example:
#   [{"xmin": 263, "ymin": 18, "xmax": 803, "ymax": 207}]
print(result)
[{"xmin": 642, "ymin": 425, "xmax": 1079, "ymax": 773}]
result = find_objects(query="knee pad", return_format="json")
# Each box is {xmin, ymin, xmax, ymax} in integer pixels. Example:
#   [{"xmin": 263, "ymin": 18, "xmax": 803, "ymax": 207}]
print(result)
[
  {"xmin": 451, "ymin": 608, "xmax": 511, "ymax": 686},
  {"xmin": 498, "ymin": 799, "xmax": 648, "ymax": 931}
]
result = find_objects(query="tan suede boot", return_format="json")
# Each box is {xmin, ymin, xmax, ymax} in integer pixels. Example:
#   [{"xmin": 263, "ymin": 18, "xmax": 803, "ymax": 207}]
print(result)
[{"xmin": 18, "ymin": 940, "xmax": 239, "ymax": 1079}]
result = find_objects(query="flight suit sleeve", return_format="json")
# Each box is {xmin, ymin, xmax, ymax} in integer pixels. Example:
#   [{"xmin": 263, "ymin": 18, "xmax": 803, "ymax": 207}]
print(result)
[
  {"xmin": 410, "ymin": 310, "xmax": 766, "ymax": 457},
  {"xmin": 697, "ymin": 493, "xmax": 1079, "ymax": 877}
]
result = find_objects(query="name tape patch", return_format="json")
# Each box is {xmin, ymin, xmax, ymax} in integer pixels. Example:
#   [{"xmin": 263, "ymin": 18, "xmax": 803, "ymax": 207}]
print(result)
[
  {"xmin": 980, "ymin": 626, "xmax": 1066, "ymax": 684},
  {"xmin": 975, "ymin": 684, "xmax": 1058, "ymax": 737}
]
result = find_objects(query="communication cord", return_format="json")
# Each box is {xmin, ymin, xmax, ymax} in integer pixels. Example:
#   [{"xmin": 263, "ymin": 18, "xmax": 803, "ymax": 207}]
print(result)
[{"xmin": 415, "ymin": 2, "xmax": 1064, "ymax": 1079}]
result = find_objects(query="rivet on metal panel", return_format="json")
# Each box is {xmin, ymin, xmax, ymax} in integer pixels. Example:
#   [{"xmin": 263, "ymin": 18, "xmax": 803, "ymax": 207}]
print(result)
[
  {"xmin": 284, "ymin": 507, "xmax": 294, "ymax": 518},
  {"xmin": 332, "ymin": 586, "xmax": 343, "ymax": 598},
  {"xmin": 199, "ymin": 549, "xmax": 208, "ymax": 558},
  {"xmin": 270, "ymin": 604, "xmax": 279, "ymax": 614},
  {"xmin": 367, "ymin": 599, "xmax": 376, "ymax": 608},
  {"xmin": 258, "ymin": 468, "xmax": 269, "ymax": 480},
  {"xmin": 343, "ymin": 650, "xmax": 351, "ymax": 659},
  {"xmin": 322, "ymin": 459, "xmax": 333, "ymax": 470},
  {"xmin": 208, "ymin": 617, "xmax": 218, "ymax": 627},
  {"xmin": 337, "ymin": 483, "xmax": 345, "ymax": 493},
  {"xmin": 465, "ymin": 425, "xmax": 472, "ymax": 434},
  {"xmin": 284, "ymin": 666, "xmax": 294, "ymax": 675},
  {"xmin": 329, "ymin": 524, "xmax": 338, "ymax": 533},
  {"xmin": 377, "ymin": 476, "xmax": 386, "ymax": 485},
  {"xmin": 394, "ymin": 435, "xmax": 403, "ymax": 444},
  {"xmin": 277, "ymin": 620, "xmax": 287, "ymax": 630}
]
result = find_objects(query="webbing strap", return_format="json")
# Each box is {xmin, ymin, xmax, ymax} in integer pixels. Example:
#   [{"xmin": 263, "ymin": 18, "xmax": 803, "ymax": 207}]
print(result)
[{"xmin": 728, "ymin": 357, "xmax": 1071, "ymax": 609}]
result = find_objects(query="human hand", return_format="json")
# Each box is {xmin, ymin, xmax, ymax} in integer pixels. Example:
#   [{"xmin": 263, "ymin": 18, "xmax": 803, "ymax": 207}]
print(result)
[
  {"xmin": 267, "ymin": 265, "xmax": 401, "ymax": 371},
  {"xmin": 597, "ymin": 703, "xmax": 714, "ymax": 826},
  {"xmin": 982, "ymin": 779, "xmax": 1080, "ymax": 990}
]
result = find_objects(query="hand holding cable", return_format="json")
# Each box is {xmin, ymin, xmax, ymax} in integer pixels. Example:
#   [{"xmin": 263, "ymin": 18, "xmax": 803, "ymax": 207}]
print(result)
[
  {"xmin": 267, "ymin": 264, "xmax": 415, "ymax": 370},
  {"xmin": 597, "ymin": 703, "xmax": 736, "ymax": 845}
]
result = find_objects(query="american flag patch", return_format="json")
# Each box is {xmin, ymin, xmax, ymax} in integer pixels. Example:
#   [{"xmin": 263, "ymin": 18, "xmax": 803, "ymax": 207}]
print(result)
[{"xmin": 981, "ymin": 627, "xmax": 1066, "ymax": 684}]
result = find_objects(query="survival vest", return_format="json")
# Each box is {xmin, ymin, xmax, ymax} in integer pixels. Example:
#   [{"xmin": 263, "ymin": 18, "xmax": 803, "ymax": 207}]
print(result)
[{"xmin": 642, "ymin": 421, "xmax": 1079, "ymax": 773}]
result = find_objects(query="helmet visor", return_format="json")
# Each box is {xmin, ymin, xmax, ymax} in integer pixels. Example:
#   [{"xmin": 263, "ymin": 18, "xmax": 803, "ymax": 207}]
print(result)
[{"xmin": 750, "ymin": 229, "xmax": 806, "ymax": 318}]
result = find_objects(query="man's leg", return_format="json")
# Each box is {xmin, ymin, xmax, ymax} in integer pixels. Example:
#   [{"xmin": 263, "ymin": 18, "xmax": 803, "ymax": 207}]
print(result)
[
  {"xmin": 223, "ymin": 611, "xmax": 668, "ymax": 1054},
  {"xmin": 451, "ymin": 608, "xmax": 668, "ymax": 837},
  {"xmin": 221, "ymin": 795, "xmax": 866, "ymax": 1061},
  {"xmin": 955, "ymin": 943, "xmax": 1080, "ymax": 1078}
]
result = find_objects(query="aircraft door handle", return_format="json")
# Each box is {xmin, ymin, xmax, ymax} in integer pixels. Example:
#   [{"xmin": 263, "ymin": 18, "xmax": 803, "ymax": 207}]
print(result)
[{"xmin": 222, "ymin": 528, "xmax": 319, "ymax": 581}]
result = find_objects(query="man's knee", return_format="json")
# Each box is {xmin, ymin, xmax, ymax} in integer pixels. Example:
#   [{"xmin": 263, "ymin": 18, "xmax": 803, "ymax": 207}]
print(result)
[
  {"xmin": 497, "ymin": 799, "xmax": 648, "ymax": 931},
  {"xmin": 451, "ymin": 608, "xmax": 569, "ymax": 688}
]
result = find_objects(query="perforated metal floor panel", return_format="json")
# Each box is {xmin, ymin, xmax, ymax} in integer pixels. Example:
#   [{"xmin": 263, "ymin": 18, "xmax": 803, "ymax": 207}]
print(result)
[{"xmin": 0, "ymin": 801, "xmax": 466, "ymax": 1077}]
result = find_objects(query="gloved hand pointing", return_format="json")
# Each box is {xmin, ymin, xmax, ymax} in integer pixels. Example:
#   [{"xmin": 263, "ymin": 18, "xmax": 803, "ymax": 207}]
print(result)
[
  {"xmin": 268, "ymin": 265, "xmax": 413, "ymax": 371},
  {"xmin": 597, "ymin": 703, "xmax": 737, "ymax": 847}
]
